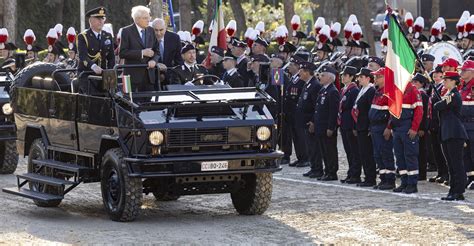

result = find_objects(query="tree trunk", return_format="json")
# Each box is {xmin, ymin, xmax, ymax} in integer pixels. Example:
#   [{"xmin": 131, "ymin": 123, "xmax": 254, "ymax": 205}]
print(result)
[
  {"xmin": 282, "ymin": 0, "xmax": 295, "ymax": 33},
  {"xmin": 229, "ymin": 0, "xmax": 247, "ymax": 38},
  {"xmin": 430, "ymin": 0, "xmax": 440, "ymax": 24},
  {"xmin": 179, "ymin": 0, "xmax": 192, "ymax": 31},
  {"xmin": 207, "ymin": 0, "xmax": 215, "ymax": 25},
  {"xmin": 193, "ymin": 0, "xmax": 204, "ymax": 23},
  {"xmin": 55, "ymin": 0, "xmax": 64, "ymax": 23},
  {"xmin": 149, "ymin": 0, "xmax": 164, "ymax": 19},
  {"xmin": 3, "ymin": 0, "xmax": 16, "ymax": 43},
  {"xmin": 360, "ymin": 0, "xmax": 376, "ymax": 56}
]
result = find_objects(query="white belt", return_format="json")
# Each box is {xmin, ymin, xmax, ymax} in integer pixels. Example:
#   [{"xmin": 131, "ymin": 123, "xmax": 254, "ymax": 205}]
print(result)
[
  {"xmin": 401, "ymin": 102, "xmax": 423, "ymax": 109},
  {"xmin": 371, "ymin": 105, "xmax": 389, "ymax": 110}
]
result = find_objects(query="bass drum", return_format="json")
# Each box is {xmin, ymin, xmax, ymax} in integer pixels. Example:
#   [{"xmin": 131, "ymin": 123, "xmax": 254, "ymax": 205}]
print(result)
[{"xmin": 427, "ymin": 42, "xmax": 463, "ymax": 67}]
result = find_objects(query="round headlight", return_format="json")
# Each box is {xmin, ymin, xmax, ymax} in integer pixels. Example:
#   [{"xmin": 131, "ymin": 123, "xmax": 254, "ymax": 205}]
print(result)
[
  {"xmin": 149, "ymin": 131, "xmax": 164, "ymax": 146},
  {"xmin": 2, "ymin": 103, "xmax": 12, "ymax": 115},
  {"xmin": 256, "ymin": 126, "xmax": 271, "ymax": 141}
]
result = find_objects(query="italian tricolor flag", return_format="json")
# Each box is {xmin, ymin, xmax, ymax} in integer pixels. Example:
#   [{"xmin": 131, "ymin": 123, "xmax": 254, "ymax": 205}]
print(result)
[
  {"xmin": 204, "ymin": 0, "xmax": 227, "ymax": 69},
  {"xmin": 384, "ymin": 14, "xmax": 417, "ymax": 118}
]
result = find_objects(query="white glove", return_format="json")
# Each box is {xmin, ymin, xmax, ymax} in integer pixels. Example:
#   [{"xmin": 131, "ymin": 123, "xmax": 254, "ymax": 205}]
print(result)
[
  {"xmin": 184, "ymin": 81, "xmax": 195, "ymax": 86},
  {"xmin": 91, "ymin": 64, "xmax": 103, "ymax": 75},
  {"xmin": 214, "ymin": 80, "xmax": 225, "ymax": 85}
]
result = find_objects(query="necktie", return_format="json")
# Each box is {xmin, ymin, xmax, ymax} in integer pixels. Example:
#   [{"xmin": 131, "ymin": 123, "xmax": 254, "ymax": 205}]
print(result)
[
  {"xmin": 159, "ymin": 40, "xmax": 164, "ymax": 58},
  {"xmin": 222, "ymin": 72, "xmax": 228, "ymax": 80},
  {"xmin": 97, "ymin": 33, "xmax": 101, "ymax": 41},
  {"xmin": 190, "ymin": 66, "xmax": 194, "ymax": 73},
  {"xmin": 141, "ymin": 30, "xmax": 146, "ymax": 45}
]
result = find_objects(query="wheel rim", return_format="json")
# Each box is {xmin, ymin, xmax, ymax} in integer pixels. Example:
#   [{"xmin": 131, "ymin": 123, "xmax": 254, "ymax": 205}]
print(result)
[
  {"xmin": 106, "ymin": 168, "xmax": 121, "ymax": 209},
  {"xmin": 28, "ymin": 145, "xmax": 46, "ymax": 192}
]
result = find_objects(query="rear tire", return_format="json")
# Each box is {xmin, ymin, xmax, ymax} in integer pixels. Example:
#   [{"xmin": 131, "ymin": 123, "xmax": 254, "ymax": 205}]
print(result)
[
  {"xmin": 27, "ymin": 138, "xmax": 62, "ymax": 207},
  {"xmin": 231, "ymin": 172, "xmax": 273, "ymax": 215},
  {"xmin": 0, "ymin": 140, "xmax": 18, "ymax": 174},
  {"xmin": 101, "ymin": 148, "xmax": 142, "ymax": 222}
]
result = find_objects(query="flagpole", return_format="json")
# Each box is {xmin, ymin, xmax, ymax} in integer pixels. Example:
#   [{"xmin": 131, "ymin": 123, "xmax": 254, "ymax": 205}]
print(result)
[{"xmin": 385, "ymin": 5, "xmax": 442, "ymax": 100}]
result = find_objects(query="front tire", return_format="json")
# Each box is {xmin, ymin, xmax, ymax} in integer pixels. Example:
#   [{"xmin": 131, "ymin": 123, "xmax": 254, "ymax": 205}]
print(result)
[
  {"xmin": 231, "ymin": 172, "xmax": 273, "ymax": 215},
  {"xmin": 101, "ymin": 148, "xmax": 142, "ymax": 222},
  {"xmin": 0, "ymin": 140, "xmax": 19, "ymax": 174},
  {"xmin": 27, "ymin": 138, "xmax": 62, "ymax": 207}
]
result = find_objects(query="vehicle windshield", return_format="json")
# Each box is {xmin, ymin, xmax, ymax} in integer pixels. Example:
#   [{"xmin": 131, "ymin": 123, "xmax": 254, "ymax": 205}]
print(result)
[{"xmin": 121, "ymin": 86, "xmax": 272, "ymax": 105}]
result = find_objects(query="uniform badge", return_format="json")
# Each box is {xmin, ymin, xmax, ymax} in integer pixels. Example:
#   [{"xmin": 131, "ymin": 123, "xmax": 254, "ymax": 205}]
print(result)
[
  {"xmin": 104, "ymin": 39, "xmax": 111, "ymax": 45},
  {"xmin": 321, "ymin": 96, "xmax": 326, "ymax": 104},
  {"xmin": 303, "ymin": 92, "xmax": 308, "ymax": 100}
]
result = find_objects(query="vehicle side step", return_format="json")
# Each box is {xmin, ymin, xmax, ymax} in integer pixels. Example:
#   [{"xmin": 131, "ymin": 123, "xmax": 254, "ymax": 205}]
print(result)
[
  {"xmin": 17, "ymin": 173, "xmax": 77, "ymax": 187},
  {"xmin": 2, "ymin": 187, "xmax": 63, "ymax": 202},
  {"xmin": 32, "ymin": 159, "xmax": 87, "ymax": 174}
]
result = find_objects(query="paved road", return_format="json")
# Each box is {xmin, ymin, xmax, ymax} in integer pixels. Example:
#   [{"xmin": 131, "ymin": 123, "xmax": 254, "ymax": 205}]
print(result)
[{"xmin": 0, "ymin": 135, "xmax": 473, "ymax": 244}]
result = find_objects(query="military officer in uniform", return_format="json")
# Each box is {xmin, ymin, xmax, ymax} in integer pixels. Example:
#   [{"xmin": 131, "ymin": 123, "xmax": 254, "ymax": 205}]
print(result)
[
  {"xmin": 170, "ymin": 43, "xmax": 208, "ymax": 85},
  {"xmin": 338, "ymin": 66, "xmax": 361, "ymax": 183},
  {"xmin": 221, "ymin": 55, "xmax": 244, "ymax": 88},
  {"xmin": 367, "ymin": 56, "xmax": 384, "ymax": 72},
  {"xmin": 209, "ymin": 46, "xmax": 225, "ymax": 78},
  {"xmin": 282, "ymin": 55, "xmax": 305, "ymax": 165},
  {"xmin": 353, "ymin": 68, "xmax": 376, "ymax": 185},
  {"xmin": 230, "ymin": 38, "xmax": 251, "ymax": 87},
  {"xmin": 312, "ymin": 65, "xmax": 340, "ymax": 181},
  {"xmin": 296, "ymin": 62, "xmax": 321, "ymax": 173},
  {"xmin": 421, "ymin": 54, "xmax": 435, "ymax": 73},
  {"xmin": 77, "ymin": 7, "xmax": 115, "ymax": 94},
  {"xmin": 429, "ymin": 65, "xmax": 450, "ymax": 184},
  {"xmin": 412, "ymin": 73, "xmax": 431, "ymax": 181},
  {"xmin": 435, "ymin": 71, "xmax": 468, "ymax": 201}
]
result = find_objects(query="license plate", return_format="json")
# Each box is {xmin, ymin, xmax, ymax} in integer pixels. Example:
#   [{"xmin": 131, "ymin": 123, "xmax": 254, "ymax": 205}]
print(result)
[{"xmin": 201, "ymin": 161, "xmax": 228, "ymax": 171}]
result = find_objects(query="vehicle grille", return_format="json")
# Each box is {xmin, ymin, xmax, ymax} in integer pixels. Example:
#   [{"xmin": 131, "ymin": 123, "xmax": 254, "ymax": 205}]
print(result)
[{"xmin": 167, "ymin": 127, "xmax": 254, "ymax": 147}]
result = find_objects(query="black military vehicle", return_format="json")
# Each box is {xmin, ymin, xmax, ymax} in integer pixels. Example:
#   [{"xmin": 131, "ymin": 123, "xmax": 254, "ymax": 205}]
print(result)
[
  {"xmin": 0, "ymin": 69, "xmax": 18, "ymax": 174},
  {"xmin": 3, "ymin": 63, "xmax": 283, "ymax": 222}
]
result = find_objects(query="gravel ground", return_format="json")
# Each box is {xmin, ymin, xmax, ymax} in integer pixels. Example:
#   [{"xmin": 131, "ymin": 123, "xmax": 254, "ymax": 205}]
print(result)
[{"xmin": 0, "ymin": 135, "xmax": 473, "ymax": 244}]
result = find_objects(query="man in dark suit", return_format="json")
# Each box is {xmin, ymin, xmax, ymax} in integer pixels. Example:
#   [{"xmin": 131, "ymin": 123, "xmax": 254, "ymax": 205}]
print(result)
[
  {"xmin": 151, "ymin": 18, "xmax": 183, "ymax": 68},
  {"xmin": 119, "ymin": 5, "xmax": 160, "ymax": 92},
  {"xmin": 312, "ymin": 65, "xmax": 340, "ymax": 181},
  {"xmin": 296, "ymin": 62, "xmax": 321, "ymax": 174},
  {"xmin": 77, "ymin": 7, "xmax": 115, "ymax": 94}
]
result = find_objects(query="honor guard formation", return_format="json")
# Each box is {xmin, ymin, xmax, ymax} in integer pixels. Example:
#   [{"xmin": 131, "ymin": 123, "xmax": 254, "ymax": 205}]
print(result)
[{"xmin": 1, "ymin": 5, "xmax": 474, "ymax": 208}]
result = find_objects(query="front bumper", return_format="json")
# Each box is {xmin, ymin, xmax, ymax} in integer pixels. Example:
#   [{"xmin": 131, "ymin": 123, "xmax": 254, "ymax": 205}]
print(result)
[
  {"xmin": 124, "ymin": 151, "xmax": 284, "ymax": 178},
  {"xmin": 0, "ymin": 124, "xmax": 16, "ymax": 141}
]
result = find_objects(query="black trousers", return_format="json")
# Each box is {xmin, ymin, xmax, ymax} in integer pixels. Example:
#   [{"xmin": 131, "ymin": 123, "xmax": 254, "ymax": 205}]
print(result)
[
  {"xmin": 341, "ymin": 129, "xmax": 361, "ymax": 179},
  {"xmin": 418, "ymin": 134, "xmax": 428, "ymax": 180},
  {"xmin": 431, "ymin": 130, "xmax": 448, "ymax": 177},
  {"xmin": 357, "ymin": 130, "xmax": 377, "ymax": 183},
  {"xmin": 316, "ymin": 133, "xmax": 338, "ymax": 176},
  {"xmin": 281, "ymin": 115, "xmax": 293, "ymax": 160},
  {"xmin": 442, "ymin": 138, "xmax": 466, "ymax": 194},
  {"xmin": 293, "ymin": 122, "xmax": 308, "ymax": 162},
  {"xmin": 306, "ymin": 130, "xmax": 323, "ymax": 174}
]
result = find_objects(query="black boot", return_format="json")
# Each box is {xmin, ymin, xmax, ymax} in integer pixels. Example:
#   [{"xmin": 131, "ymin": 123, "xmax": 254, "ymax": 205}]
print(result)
[
  {"xmin": 393, "ymin": 184, "xmax": 406, "ymax": 192},
  {"xmin": 378, "ymin": 180, "xmax": 396, "ymax": 190},
  {"xmin": 403, "ymin": 184, "xmax": 418, "ymax": 194},
  {"xmin": 441, "ymin": 193, "xmax": 465, "ymax": 201}
]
